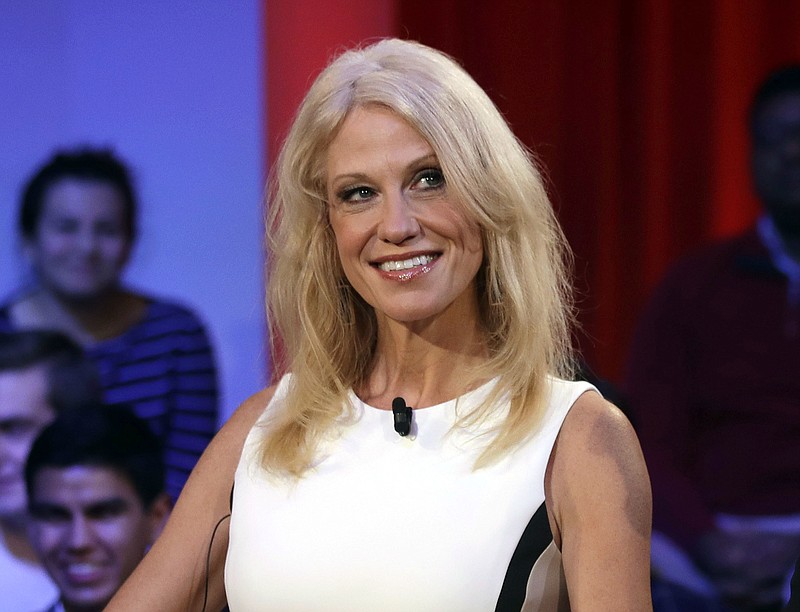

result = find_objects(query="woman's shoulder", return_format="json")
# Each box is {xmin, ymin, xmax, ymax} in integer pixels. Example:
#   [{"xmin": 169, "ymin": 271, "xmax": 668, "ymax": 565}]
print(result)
[
  {"xmin": 199, "ymin": 383, "xmax": 280, "ymax": 478},
  {"xmin": 546, "ymin": 376, "xmax": 598, "ymax": 401},
  {"xmin": 558, "ymin": 391, "xmax": 636, "ymax": 452},
  {"xmin": 225, "ymin": 384, "xmax": 279, "ymax": 439},
  {"xmin": 552, "ymin": 391, "xmax": 644, "ymax": 484},
  {"xmin": 234, "ymin": 375, "xmax": 293, "ymax": 427},
  {"xmin": 547, "ymin": 390, "xmax": 650, "ymax": 536},
  {"xmin": 545, "ymin": 391, "xmax": 653, "ymax": 608},
  {"xmin": 539, "ymin": 376, "xmax": 600, "ymax": 430}
]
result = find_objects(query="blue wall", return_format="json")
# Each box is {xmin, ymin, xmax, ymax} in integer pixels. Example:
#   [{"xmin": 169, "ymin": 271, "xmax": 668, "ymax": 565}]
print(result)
[{"xmin": 0, "ymin": 1, "xmax": 267, "ymax": 423}]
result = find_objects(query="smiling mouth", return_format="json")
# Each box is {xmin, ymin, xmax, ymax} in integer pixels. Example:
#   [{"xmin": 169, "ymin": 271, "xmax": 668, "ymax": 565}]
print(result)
[
  {"xmin": 376, "ymin": 254, "xmax": 439, "ymax": 272},
  {"xmin": 61, "ymin": 561, "xmax": 108, "ymax": 584}
]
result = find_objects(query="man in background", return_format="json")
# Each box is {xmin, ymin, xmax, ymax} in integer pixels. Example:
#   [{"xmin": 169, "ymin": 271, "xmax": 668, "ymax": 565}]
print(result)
[
  {"xmin": 26, "ymin": 403, "xmax": 170, "ymax": 612},
  {"xmin": 0, "ymin": 330, "xmax": 101, "ymax": 611},
  {"xmin": 626, "ymin": 65, "xmax": 800, "ymax": 611}
]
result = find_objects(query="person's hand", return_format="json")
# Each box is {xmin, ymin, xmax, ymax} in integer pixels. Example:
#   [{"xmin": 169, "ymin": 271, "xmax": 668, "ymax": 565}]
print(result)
[{"xmin": 693, "ymin": 528, "xmax": 800, "ymax": 609}]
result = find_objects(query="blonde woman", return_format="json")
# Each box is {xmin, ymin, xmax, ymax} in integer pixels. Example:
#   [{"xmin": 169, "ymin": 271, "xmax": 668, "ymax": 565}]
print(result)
[{"xmin": 109, "ymin": 38, "xmax": 652, "ymax": 611}]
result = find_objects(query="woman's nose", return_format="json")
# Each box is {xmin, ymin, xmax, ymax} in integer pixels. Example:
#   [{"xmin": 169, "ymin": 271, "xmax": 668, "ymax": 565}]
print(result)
[
  {"xmin": 376, "ymin": 191, "xmax": 420, "ymax": 244},
  {"xmin": 76, "ymin": 229, "xmax": 99, "ymax": 253}
]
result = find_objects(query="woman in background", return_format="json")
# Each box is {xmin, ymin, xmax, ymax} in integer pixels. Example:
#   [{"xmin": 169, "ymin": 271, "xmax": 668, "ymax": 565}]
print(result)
[
  {"xmin": 108, "ymin": 38, "xmax": 651, "ymax": 610},
  {"xmin": 0, "ymin": 149, "xmax": 219, "ymax": 500}
]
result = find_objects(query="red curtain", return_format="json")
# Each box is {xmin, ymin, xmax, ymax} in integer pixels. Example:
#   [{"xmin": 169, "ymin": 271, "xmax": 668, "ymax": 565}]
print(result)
[
  {"xmin": 264, "ymin": 0, "xmax": 800, "ymax": 383},
  {"xmin": 264, "ymin": 0, "xmax": 397, "ymax": 378}
]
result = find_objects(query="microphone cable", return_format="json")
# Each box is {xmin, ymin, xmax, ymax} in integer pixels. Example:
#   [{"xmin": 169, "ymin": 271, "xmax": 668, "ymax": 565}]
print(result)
[{"xmin": 201, "ymin": 513, "xmax": 231, "ymax": 612}]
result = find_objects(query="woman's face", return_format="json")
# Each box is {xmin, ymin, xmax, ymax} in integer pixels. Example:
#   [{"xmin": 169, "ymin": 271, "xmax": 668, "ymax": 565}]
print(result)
[
  {"xmin": 26, "ymin": 178, "xmax": 131, "ymax": 301},
  {"xmin": 325, "ymin": 105, "xmax": 483, "ymax": 326}
]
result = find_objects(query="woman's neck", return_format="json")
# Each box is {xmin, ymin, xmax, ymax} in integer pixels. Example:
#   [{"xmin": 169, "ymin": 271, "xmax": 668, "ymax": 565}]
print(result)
[
  {"xmin": 361, "ymin": 315, "xmax": 490, "ymax": 409},
  {"xmin": 11, "ymin": 286, "xmax": 146, "ymax": 345}
]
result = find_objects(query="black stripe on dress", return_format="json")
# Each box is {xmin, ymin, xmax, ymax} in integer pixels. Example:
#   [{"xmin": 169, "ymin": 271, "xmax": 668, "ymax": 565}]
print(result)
[{"xmin": 495, "ymin": 502, "xmax": 554, "ymax": 611}]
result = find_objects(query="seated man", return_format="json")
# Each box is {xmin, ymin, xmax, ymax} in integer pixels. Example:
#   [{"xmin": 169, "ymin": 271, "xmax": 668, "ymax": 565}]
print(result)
[
  {"xmin": 0, "ymin": 330, "xmax": 101, "ymax": 611},
  {"xmin": 25, "ymin": 403, "xmax": 171, "ymax": 612},
  {"xmin": 627, "ymin": 64, "xmax": 800, "ymax": 611}
]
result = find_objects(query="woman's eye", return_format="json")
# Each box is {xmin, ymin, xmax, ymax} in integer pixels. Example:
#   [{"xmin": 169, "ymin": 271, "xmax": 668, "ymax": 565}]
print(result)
[
  {"xmin": 414, "ymin": 168, "xmax": 445, "ymax": 190},
  {"xmin": 339, "ymin": 186, "xmax": 375, "ymax": 203}
]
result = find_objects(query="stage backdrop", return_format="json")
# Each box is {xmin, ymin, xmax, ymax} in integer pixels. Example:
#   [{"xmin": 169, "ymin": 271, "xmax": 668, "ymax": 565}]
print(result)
[{"xmin": 265, "ymin": 0, "xmax": 800, "ymax": 384}]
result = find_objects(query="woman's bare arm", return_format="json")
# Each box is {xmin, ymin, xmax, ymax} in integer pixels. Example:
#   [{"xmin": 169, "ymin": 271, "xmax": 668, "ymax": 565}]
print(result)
[
  {"xmin": 106, "ymin": 386, "xmax": 276, "ymax": 612},
  {"xmin": 546, "ymin": 392, "xmax": 653, "ymax": 611}
]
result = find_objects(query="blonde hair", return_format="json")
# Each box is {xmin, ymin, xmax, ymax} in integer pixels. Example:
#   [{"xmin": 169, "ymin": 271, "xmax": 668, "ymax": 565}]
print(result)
[{"xmin": 264, "ymin": 38, "xmax": 575, "ymax": 476}]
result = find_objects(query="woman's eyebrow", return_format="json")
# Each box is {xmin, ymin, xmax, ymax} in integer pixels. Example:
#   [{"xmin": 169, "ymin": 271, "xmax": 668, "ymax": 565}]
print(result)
[{"xmin": 329, "ymin": 153, "xmax": 441, "ymax": 185}]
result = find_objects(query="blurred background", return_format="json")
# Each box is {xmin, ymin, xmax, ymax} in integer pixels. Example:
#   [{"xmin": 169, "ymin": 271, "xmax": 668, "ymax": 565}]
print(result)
[
  {"xmin": 3, "ymin": 0, "xmax": 800, "ymax": 420},
  {"xmin": 0, "ymin": 2, "xmax": 265, "ymax": 423}
]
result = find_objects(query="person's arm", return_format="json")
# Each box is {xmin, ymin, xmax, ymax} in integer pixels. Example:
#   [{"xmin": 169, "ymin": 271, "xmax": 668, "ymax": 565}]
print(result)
[
  {"xmin": 106, "ymin": 385, "xmax": 275, "ymax": 611},
  {"xmin": 546, "ymin": 391, "xmax": 653, "ymax": 611}
]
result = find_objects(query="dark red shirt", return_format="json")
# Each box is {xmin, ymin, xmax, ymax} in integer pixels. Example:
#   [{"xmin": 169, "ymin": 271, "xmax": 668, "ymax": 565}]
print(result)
[{"xmin": 625, "ymin": 228, "xmax": 800, "ymax": 548}]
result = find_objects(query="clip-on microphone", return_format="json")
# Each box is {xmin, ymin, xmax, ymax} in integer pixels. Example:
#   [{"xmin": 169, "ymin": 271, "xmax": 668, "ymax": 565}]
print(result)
[{"xmin": 391, "ymin": 397, "xmax": 413, "ymax": 436}]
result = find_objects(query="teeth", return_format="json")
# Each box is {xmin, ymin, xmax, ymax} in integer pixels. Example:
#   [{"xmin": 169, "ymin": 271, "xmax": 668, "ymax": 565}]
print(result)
[
  {"xmin": 378, "ymin": 254, "xmax": 436, "ymax": 272},
  {"xmin": 66, "ymin": 562, "xmax": 100, "ymax": 576}
]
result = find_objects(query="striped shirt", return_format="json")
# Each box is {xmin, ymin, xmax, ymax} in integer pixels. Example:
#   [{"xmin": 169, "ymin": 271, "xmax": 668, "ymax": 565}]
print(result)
[{"xmin": 0, "ymin": 298, "xmax": 220, "ymax": 501}]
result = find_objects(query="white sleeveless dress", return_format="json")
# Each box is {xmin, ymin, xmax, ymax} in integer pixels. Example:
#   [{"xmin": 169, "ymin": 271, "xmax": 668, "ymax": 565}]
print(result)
[{"xmin": 225, "ymin": 375, "xmax": 595, "ymax": 611}]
